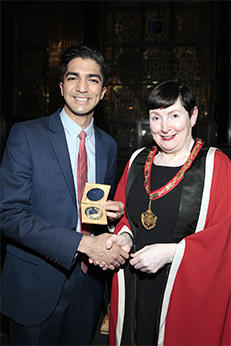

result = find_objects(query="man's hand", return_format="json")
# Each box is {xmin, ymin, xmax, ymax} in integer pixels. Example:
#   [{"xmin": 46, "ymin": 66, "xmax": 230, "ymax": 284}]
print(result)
[
  {"xmin": 78, "ymin": 233, "xmax": 129, "ymax": 270},
  {"xmin": 101, "ymin": 200, "xmax": 124, "ymax": 221},
  {"xmin": 92, "ymin": 233, "xmax": 133, "ymax": 270},
  {"xmin": 129, "ymin": 243, "xmax": 177, "ymax": 274}
]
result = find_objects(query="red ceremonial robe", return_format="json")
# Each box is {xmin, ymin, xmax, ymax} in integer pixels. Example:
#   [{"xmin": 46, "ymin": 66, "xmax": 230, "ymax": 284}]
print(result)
[{"xmin": 110, "ymin": 146, "xmax": 231, "ymax": 346}]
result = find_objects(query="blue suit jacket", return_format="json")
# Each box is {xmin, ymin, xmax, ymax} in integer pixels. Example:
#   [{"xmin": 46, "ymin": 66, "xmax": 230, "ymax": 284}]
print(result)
[{"xmin": 0, "ymin": 110, "xmax": 117, "ymax": 326}]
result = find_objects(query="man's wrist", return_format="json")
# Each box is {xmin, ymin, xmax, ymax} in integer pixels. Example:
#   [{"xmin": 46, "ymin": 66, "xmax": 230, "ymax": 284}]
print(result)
[{"xmin": 77, "ymin": 234, "xmax": 92, "ymax": 255}]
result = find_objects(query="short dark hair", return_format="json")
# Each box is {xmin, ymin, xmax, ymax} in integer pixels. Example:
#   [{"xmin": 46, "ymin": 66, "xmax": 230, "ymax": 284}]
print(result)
[
  {"xmin": 147, "ymin": 80, "xmax": 196, "ymax": 117},
  {"xmin": 60, "ymin": 44, "xmax": 108, "ymax": 86}
]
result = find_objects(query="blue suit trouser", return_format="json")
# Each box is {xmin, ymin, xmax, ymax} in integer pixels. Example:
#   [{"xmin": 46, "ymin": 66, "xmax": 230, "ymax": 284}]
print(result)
[{"xmin": 9, "ymin": 261, "xmax": 105, "ymax": 345}]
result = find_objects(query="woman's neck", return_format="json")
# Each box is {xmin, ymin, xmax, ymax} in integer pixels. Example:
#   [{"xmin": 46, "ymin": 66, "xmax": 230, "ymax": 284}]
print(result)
[{"xmin": 154, "ymin": 138, "xmax": 195, "ymax": 167}]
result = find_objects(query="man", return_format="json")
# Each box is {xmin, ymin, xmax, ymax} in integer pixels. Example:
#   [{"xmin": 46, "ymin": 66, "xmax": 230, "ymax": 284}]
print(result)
[{"xmin": 0, "ymin": 44, "xmax": 128, "ymax": 345}]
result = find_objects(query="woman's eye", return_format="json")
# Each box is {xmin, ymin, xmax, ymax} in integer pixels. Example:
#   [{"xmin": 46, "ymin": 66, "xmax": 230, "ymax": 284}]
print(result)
[
  {"xmin": 172, "ymin": 113, "xmax": 179, "ymax": 118},
  {"xmin": 151, "ymin": 116, "xmax": 160, "ymax": 121}
]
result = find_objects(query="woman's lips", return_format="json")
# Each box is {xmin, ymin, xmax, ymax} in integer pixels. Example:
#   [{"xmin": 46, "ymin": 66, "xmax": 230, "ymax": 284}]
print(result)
[{"xmin": 161, "ymin": 134, "xmax": 176, "ymax": 141}]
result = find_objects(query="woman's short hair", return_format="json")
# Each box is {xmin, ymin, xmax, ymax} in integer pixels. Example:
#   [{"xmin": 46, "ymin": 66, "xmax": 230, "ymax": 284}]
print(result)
[{"xmin": 147, "ymin": 80, "xmax": 196, "ymax": 117}]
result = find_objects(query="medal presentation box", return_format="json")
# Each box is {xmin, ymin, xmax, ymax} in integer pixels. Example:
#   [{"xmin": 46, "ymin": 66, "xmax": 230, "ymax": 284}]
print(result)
[{"xmin": 81, "ymin": 183, "xmax": 111, "ymax": 225}]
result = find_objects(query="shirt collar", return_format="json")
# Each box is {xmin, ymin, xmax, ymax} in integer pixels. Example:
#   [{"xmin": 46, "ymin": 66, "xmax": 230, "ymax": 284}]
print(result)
[{"xmin": 60, "ymin": 108, "xmax": 94, "ymax": 139}]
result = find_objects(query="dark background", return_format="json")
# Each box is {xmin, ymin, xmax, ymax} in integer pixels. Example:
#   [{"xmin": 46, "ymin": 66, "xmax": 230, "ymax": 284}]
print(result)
[
  {"xmin": 1, "ymin": 0, "xmax": 231, "ymax": 344},
  {"xmin": 1, "ymin": 1, "xmax": 231, "ymax": 170}
]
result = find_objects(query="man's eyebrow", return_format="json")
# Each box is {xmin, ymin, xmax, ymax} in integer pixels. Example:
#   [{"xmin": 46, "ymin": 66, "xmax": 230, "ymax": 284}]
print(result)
[
  {"xmin": 65, "ymin": 72, "xmax": 79, "ymax": 78},
  {"xmin": 65, "ymin": 72, "xmax": 102, "ymax": 81},
  {"xmin": 89, "ymin": 73, "xmax": 102, "ymax": 81}
]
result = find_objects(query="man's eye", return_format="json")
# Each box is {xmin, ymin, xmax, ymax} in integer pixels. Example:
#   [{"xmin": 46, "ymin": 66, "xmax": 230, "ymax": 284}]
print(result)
[
  {"xmin": 67, "ymin": 77, "xmax": 76, "ymax": 81},
  {"xmin": 90, "ymin": 79, "xmax": 99, "ymax": 84}
]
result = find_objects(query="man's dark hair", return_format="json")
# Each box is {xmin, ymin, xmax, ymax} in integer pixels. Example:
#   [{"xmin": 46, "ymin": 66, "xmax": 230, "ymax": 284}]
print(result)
[
  {"xmin": 60, "ymin": 44, "xmax": 108, "ymax": 86},
  {"xmin": 147, "ymin": 80, "xmax": 196, "ymax": 117}
]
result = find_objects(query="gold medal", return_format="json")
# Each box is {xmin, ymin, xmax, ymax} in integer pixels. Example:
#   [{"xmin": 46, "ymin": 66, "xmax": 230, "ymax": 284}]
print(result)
[{"xmin": 141, "ymin": 200, "xmax": 157, "ymax": 230}]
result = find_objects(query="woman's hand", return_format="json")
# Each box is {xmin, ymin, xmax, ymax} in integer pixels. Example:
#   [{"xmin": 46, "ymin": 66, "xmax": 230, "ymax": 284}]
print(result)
[{"xmin": 129, "ymin": 243, "xmax": 177, "ymax": 274}]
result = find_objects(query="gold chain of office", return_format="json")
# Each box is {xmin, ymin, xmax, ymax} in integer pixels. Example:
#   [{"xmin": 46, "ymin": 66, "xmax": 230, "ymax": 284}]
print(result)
[{"xmin": 141, "ymin": 138, "xmax": 204, "ymax": 230}]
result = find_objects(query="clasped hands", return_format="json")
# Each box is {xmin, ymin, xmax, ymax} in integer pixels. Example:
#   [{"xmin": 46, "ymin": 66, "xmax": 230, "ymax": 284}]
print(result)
[
  {"xmin": 88, "ymin": 236, "xmax": 176, "ymax": 272},
  {"xmin": 78, "ymin": 200, "xmax": 131, "ymax": 270},
  {"xmin": 88, "ymin": 233, "xmax": 133, "ymax": 270},
  {"xmin": 78, "ymin": 200, "xmax": 177, "ymax": 273}
]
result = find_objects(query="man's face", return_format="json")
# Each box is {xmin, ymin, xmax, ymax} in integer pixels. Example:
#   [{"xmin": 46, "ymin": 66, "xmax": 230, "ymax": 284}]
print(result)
[{"xmin": 59, "ymin": 57, "xmax": 106, "ymax": 122}]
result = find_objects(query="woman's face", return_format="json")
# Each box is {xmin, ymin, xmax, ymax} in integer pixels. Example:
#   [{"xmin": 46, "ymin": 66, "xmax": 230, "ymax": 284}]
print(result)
[{"xmin": 149, "ymin": 97, "xmax": 198, "ymax": 155}]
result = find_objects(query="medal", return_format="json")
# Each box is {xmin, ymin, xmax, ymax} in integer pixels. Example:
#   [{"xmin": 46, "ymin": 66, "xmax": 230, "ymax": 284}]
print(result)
[
  {"xmin": 141, "ymin": 138, "xmax": 204, "ymax": 230},
  {"xmin": 141, "ymin": 199, "xmax": 157, "ymax": 230}
]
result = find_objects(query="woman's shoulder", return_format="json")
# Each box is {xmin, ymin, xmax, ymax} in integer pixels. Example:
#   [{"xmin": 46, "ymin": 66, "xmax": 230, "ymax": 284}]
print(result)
[
  {"xmin": 129, "ymin": 146, "xmax": 152, "ymax": 168},
  {"xmin": 213, "ymin": 147, "xmax": 231, "ymax": 166},
  {"xmin": 200, "ymin": 145, "xmax": 231, "ymax": 174}
]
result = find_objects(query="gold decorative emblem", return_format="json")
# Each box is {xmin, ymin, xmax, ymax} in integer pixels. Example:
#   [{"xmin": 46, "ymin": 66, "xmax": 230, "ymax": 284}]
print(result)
[{"xmin": 141, "ymin": 204, "xmax": 157, "ymax": 230}]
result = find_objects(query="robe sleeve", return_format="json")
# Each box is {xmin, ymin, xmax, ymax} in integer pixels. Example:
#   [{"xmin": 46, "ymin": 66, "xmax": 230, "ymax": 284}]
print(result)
[{"xmin": 162, "ymin": 150, "xmax": 231, "ymax": 345}]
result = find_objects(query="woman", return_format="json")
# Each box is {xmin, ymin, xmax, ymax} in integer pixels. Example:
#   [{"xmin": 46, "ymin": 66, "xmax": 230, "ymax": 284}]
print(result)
[{"xmin": 109, "ymin": 81, "xmax": 231, "ymax": 345}]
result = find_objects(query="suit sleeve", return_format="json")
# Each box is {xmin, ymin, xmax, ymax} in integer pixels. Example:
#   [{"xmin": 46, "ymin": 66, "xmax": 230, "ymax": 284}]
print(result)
[{"xmin": 0, "ymin": 123, "xmax": 82, "ymax": 271}]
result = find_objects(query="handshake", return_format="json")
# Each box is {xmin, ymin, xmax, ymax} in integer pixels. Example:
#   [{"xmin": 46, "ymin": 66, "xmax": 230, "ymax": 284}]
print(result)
[
  {"xmin": 78, "ymin": 200, "xmax": 132, "ymax": 270},
  {"xmin": 77, "ymin": 200, "xmax": 177, "ymax": 274},
  {"xmin": 79, "ymin": 232, "xmax": 133, "ymax": 271}
]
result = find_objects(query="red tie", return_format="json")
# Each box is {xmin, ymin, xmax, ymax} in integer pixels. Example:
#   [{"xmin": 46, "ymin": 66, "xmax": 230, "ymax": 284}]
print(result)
[
  {"xmin": 77, "ymin": 130, "xmax": 87, "ymax": 208},
  {"xmin": 77, "ymin": 130, "xmax": 90, "ymax": 273}
]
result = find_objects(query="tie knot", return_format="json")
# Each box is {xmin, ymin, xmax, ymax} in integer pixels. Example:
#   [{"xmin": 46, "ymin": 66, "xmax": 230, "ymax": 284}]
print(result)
[{"xmin": 79, "ymin": 130, "xmax": 86, "ymax": 140}]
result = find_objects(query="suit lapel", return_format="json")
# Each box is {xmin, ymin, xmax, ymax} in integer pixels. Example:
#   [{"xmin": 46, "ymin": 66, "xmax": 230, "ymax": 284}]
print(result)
[
  {"xmin": 48, "ymin": 119, "xmax": 107, "ymax": 202},
  {"xmin": 48, "ymin": 112, "xmax": 76, "ymax": 205}
]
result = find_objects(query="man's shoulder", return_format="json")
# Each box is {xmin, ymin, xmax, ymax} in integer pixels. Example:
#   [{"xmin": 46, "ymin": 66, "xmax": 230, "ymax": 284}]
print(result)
[
  {"xmin": 94, "ymin": 125, "xmax": 117, "ymax": 146},
  {"xmin": 12, "ymin": 110, "xmax": 61, "ymax": 130}
]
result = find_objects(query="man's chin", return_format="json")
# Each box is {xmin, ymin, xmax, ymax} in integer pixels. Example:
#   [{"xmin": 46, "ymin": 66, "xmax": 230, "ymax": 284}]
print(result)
[{"xmin": 65, "ymin": 104, "xmax": 95, "ymax": 117}]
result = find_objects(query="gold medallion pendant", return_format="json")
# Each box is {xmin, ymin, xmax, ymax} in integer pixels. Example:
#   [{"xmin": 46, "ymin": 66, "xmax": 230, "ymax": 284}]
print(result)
[{"xmin": 141, "ymin": 207, "xmax": 157, "ymax": 230}]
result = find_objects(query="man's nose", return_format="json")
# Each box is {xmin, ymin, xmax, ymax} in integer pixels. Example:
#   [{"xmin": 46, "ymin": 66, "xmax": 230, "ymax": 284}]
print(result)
[{"xmin": 76, "ymin": 78, "xmax": 88, "ymax": 92}]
